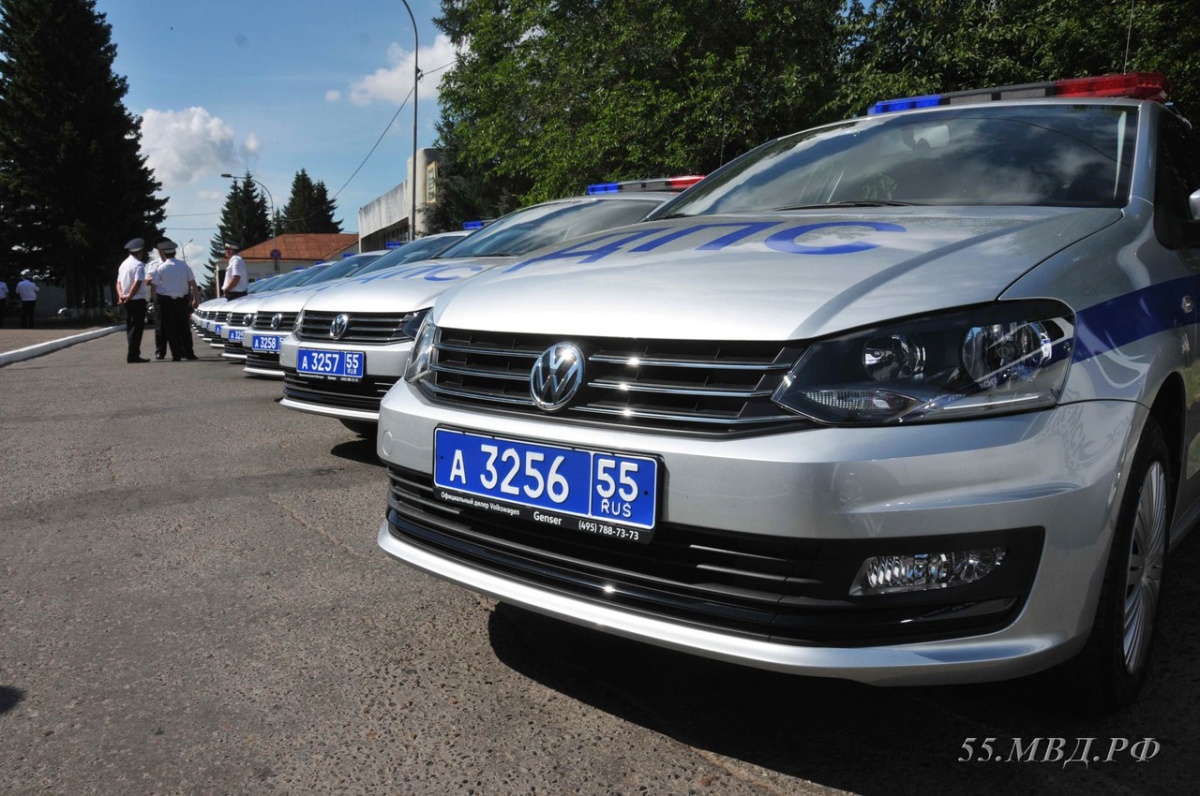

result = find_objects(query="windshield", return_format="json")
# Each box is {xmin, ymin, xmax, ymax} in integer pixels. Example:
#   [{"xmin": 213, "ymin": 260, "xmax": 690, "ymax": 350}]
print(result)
[
  {"xmin": 655, "ymin": 104, "xmax": 1137, "ymax": 217},
  {"xmin": 352, "ymin": 233, "xmax": 469, "ymax": 276},
  {"xmin": 438, "ymin": 197, "xmax": 663, "ymax": 258},
  {"xmin": 301, "ymin": 253, "xmax": 382, "ymax": 284}
]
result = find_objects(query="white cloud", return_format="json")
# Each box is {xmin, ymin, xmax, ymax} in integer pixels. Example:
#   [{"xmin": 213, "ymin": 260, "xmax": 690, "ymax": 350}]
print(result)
[
  {"xmin": 343, "ymin": 33, "xmax": 460, "ymax": 107},
  {"xmin": 140, "ymin": 107, "xmax": 257, "ymax": 188},
  {"xmin": 325, "ymin": 89, "xmax": 342, "ymax": 103}
]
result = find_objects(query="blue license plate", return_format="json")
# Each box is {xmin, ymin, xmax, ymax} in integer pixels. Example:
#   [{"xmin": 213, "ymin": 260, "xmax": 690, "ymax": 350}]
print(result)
[
  {"xmin": 297, "ymin": 348, "xmax": 364, "ymax": 379},
  {"xmin": 213, "ymin": 323, "xmax": 223, "ymax": 335},
  {"xmin": 228, "ymin": 328, "xmax": 244, "ymax": 343},
  {"xmin": 434, "ymin": 428, "xmax": 658, "ymax": 542},
  {"xmin": 252, "ymin": 334, "xmax": 282, "ymax": 352}
]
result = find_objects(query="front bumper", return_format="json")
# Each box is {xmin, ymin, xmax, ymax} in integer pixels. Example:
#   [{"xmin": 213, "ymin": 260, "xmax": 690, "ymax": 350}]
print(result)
[
  {"xmin": 375, "ymin": 381, "xmax": 1143, "ymax": 686},
  {"xmin": 278, "ymin": 338, "xmax": 411, "ymax": 421}
]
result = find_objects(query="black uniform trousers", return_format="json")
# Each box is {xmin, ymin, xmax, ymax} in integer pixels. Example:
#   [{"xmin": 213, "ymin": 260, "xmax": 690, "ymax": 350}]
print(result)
[
  {"xmin": 124, "ymin": 298, "xmax": 148, "ymax": 361},
  {"xmin": 158, "ymin": 296, "xmax": 194, "ymax": 359}
]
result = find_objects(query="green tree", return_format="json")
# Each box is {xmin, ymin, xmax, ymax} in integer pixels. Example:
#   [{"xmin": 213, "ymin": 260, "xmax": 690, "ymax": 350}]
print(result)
[
  {"xmin": 432, "ymin": 0, "xmax": 842, "ymax": 208},
  {"xmin": 832, "ymin": 1, "xmax": 1200, "ymax": 120},
  {"xmin": 0, "ymin": 0, "xmax": 165, "ymax": 308},
  {"xmin": 206, "ymin": 171, "xmax": 270, "ymax": 293},
  {"xmin": 279, "ymin": 169, "xmax": 342, "ymax": 234}
]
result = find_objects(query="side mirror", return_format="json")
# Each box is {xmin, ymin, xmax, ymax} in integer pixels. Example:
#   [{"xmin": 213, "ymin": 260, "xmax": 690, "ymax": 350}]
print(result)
[{"xmin": 1190, "ymin": 188, "xmax": 1200, "ymax": 221}]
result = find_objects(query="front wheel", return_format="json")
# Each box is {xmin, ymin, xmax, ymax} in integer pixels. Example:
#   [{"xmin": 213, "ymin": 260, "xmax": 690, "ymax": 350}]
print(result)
[{"xmin": 1068, "ymin": 417, "xmax": 1171, "ymax": 713}]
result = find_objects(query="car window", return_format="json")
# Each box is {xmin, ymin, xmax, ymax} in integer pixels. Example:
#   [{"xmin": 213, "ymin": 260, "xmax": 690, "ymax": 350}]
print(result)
[
  {"xmin": 353, "ymin": 234, "xmax": 470, "ymax": 276},
  {"xmin": 437, "ymin": 198, "xmax": 661, "ymax": 259},
  {"xmin": 1155, "ymin": 112, "xmax": 1200, "ymax": 248},
  {"xmin": 656, "ymin": 105, "xmax": 1138, "ymax": 215}
]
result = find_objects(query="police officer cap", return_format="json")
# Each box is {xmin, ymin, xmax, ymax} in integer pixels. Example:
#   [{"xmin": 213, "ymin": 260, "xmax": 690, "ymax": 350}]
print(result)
[
  {"xmin": 157, "ymin": 238, "xmax": 178, "ymax": 253},
  {"xmin": 224, "ymin": 240, "xmax": 241, "ymax": 251},
  {"xmin": 124, "ymin": 237, "xmax": 145, "ymax": 252}
]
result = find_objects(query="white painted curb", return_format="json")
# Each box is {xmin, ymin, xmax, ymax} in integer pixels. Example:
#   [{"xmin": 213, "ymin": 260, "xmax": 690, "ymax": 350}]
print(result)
[{"xmin": 0, "ymin": 325, "xmax": 123, "ymax": 367}]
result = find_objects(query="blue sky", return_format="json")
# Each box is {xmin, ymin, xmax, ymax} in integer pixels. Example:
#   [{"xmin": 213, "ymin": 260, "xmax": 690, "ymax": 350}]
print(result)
[{"xmin": 96, "ymin": 0, "xmax": 456, "ymax": 262}]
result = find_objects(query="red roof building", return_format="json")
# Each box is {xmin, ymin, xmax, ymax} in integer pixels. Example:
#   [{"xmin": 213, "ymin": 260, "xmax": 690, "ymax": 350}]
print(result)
[{"xmin": 229, "ymin": 233, "xmax": 361, "ymax": 283}]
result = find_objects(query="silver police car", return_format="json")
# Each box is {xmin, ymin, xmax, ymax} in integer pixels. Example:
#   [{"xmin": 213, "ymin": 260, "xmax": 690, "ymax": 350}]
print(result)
[
  {"xmin": 377, "ymin": 73, "xmax": 1200, "ymax": 711},
  {"xmin": 278, "ymin": 185, "xmax": 694, "ymax": 436}
]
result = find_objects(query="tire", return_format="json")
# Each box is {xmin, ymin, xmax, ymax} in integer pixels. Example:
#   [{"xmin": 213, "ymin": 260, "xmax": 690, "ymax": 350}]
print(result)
[
  {"xmin": 1068, "ymin": 417, "xmax": 1171, "ymax": 713},
  {"xmin": 339, "ymin": 418, "xmax": 376, "ymax": 438}
]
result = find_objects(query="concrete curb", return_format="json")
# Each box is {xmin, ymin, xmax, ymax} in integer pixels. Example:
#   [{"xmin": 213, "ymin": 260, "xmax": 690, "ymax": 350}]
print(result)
[{"xmin": 0, "ymin": 325, "xmax": 123, "ymax": 367}]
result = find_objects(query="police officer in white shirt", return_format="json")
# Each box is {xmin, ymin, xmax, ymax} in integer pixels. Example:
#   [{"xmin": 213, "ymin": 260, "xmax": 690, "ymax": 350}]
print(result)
[
  {"xmin": 149, "ymin": 239, "xmax": 199, "ymax": 361},
  {"xmin": 222, "ymin": 241, "xmax": 248, "ymax": 299},
  {"xmin": 16, "ymin": 272, "xmax": 38, "ymax": 328},
  {"xmin": 116, "ymin": 237, "xmax": 151, "ymax": 363}
]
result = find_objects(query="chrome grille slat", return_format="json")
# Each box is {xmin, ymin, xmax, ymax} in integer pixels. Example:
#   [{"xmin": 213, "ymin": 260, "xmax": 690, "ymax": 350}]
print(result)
[
  {"xmin": 588, "ymin": 379, "xmax": 774, "ymax": 398},
  {"xmin": 589, "ymin": 353, "xmax": 793, "ymax": 371},
  {"xmin": 297, "ymin": 310, "xmax": 419, "ymax": 345},
  {"xmin": 423, "ymin": 328, "xmax": 808, "ymax": 433},
  {"xmin": 426, "ymin": 383, "xmax": 536, "ymax": 407},
  {"xmin": 251, "ymin": 312, "xmax": 298, "ymax": 331}
]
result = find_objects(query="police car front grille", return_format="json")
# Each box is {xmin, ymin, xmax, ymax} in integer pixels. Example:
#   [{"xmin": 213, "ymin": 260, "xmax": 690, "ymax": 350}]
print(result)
[
  {"xmin": 283, "ymin": 370, "xmax": 397, "ymax": 412},
  {"xmin": 423, "ymin": 328, "xmax": 806, "ymax": 433},
  {"xmin": 252, "ymin": 312, "xmax": 298, "ymax": 331},
  {"xmin": 384, "ymin": 466, "xmax": 1036, "ymax": 646},
  {"xmin": 297, "ymin": 310, "xmax": 421, "ymax": 345}
]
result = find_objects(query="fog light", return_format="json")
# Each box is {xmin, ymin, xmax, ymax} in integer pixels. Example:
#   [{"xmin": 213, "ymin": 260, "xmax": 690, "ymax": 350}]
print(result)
[{"xmin": 851, "ymin": 548, "xmax": 1006, "ymax": 595}]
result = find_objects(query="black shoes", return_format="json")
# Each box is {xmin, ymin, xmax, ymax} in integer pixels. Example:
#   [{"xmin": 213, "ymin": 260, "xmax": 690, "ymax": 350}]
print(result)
[
  {"xmin": 127, "ymin": 357, "xmax": 150, "ymax": 363},
  {"xmin": 183, "ymin": 354, "xmax": 199, "ymax": 360},
  {"xmin": 154, "ymin": 354, "xmax": 165, "ymax": 360}
]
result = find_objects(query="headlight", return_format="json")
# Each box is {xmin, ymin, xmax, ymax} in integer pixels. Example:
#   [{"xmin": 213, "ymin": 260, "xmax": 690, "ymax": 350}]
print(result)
[
  {"xmin": 400, "ymin": 308, "xmax": 430, "ymax": 341},
  {"xmin": 772, "ymin": 301, "xmax": 1074, "ymax": 424},
  {"xmin": 242, "ymin": 312, "xmax": 255, "ymax": 326},
  {"xmin": 405, "ymin": 317, "xmax": 437, "ymax": 383},
  {"xmin": 293, "ymin": 311, "xmax": 304, "ymax": 333}
]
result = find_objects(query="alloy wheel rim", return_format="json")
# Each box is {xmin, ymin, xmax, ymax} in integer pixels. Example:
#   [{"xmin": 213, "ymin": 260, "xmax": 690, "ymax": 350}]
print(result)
[{"xmin": 1123, "ymin": 460, "xmax": 1167, "ymax": 674}]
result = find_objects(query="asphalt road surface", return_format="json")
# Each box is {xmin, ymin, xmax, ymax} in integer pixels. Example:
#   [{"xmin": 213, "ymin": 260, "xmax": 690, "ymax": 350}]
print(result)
[{"xmin": 2, "ymin": 333, "xmax": 1198, "ymax": 795}]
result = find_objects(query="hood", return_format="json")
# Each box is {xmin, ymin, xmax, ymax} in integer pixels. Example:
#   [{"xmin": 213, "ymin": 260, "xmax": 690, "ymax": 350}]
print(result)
[
  {"xmin": 300, "ymin": 256, "xmax": 515, "ymax": 313},
  {"xmin": 432, "ymin": 208, "xmax": 1121, "ymax": 340}
]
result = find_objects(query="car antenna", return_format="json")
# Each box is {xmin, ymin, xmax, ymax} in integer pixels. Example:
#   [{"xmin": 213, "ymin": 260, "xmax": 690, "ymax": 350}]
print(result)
[{"xmin": 1123, "ymin": 0, "xmax": 1136, "ymax": 74}]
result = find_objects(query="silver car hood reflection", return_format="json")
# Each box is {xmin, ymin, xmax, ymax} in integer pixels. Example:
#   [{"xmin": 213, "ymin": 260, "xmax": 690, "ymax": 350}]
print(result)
[{"xmin": 430, "ymin": 207, "xmax": 1122, "ymax": 340}]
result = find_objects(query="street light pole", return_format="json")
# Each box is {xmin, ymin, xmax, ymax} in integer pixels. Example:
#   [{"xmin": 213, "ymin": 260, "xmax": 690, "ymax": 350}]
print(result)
[
  {"xmin": 221, "ymin": 173, "xmax": 277, "ymax": 289},
  {"xmin": 400, "ymin": 0, "xmax": 418, "ymax": 242}
]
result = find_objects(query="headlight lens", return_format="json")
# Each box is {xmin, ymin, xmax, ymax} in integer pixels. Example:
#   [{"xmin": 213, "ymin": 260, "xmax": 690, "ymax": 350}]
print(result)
[
  {"xmin": 400, "ymin": 308, "xmax": 430, "ymax": 341},
  {"xmin": 773, "ymin": 301, "xmax": 1074, "ymax": 424},
  {"xmin": 405, "ymin": 317, "xmax": 437, "ymax": 383},
  {"xmin": 242, "ymin": 312, "xmax": 255, "ymax": 327}
]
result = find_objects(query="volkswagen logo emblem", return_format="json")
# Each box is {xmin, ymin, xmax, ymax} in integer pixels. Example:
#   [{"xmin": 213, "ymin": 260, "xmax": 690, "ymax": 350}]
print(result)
[
  {"xmin": 530, "ymin": 343, "xmax": 585, "ymax": 411},
  {"xmin": 330, "ymin": 314, "xmax": 350, "ymax": 340},
  {"xmin": 270, "ymin": 312, "xmax": 283, "ymax": 330}
]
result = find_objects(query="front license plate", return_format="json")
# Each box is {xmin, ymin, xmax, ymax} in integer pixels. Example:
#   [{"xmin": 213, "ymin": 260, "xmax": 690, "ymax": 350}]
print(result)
[
  {"xmin": 251, "ymin": 334, "xmax": 282, "ymax": 352},
  {"xmin": 228, "ymin": 328, "xmax": 244, "ymax": 343},
  {"xmin": 434, "ymin": 428, "xmax": 658, "ymax": 543},
  {"xmin": 297, "ymin": 348, "xmax": 364, "ymax": 379},
  {"xmin": 213, "ymin": 323, "xmax": 223, "ymax": 335}
]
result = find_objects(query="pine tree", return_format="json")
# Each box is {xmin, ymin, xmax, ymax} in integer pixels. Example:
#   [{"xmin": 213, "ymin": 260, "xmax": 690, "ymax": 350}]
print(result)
[
  {"xmin": 0, "ymin": 0, "xmax": 166, "ymax": 309},
  {"xmin": 280, "ymin": 169, "xmax": 342, "ymax": 233},
  {"xmin": 311, "ymin": 180, "xmax": 342, "ymax": 233},
  {"xmin": 205, "ymin": 172, "xmax": 270, "ymax": 293}
]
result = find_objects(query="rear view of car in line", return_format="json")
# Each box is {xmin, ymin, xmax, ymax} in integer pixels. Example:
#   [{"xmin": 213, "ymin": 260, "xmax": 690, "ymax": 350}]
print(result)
[{"xmin": 375, "ymin": 73, "xmax": 1200, "ymax": 712}]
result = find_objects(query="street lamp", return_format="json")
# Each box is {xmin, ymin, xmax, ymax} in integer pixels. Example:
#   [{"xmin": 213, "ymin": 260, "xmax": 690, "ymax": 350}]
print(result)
[
  {"xmin": 399, "ymin": 0, "xmax": 418, "ymax": 242},
  {"xmin": 221, "ymin": 173, "xmax": 277, "ymax": 293}
]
